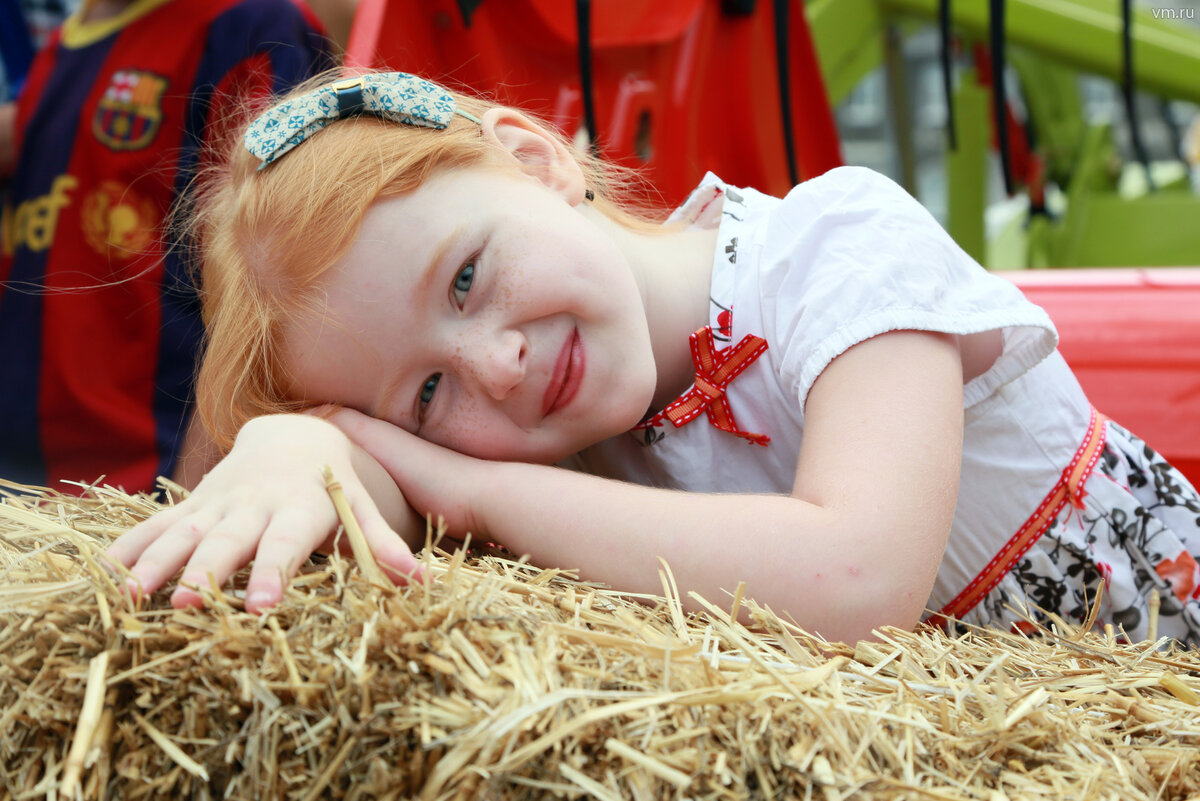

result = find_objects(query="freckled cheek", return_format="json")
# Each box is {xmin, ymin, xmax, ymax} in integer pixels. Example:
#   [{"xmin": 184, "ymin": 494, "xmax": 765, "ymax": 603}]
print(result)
[
  {"xmin": 488, "ymin": 269, "xmax": 533, "ymax": 315},
  {"xmin": 427, "ymin": 396, "xmax": 519, "ymax": 460}
]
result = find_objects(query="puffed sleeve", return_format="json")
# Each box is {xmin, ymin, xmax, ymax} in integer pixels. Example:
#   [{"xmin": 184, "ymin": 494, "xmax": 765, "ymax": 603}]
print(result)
[{"xmin": 755, "ymin": 166, "xmax": 1058, "ymax": 415}]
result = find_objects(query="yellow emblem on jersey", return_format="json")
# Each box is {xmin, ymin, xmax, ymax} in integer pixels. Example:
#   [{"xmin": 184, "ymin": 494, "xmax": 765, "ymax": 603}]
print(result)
[{"xmin": 81, "ymin": 181, "xmax": 157, "ymax": 260}]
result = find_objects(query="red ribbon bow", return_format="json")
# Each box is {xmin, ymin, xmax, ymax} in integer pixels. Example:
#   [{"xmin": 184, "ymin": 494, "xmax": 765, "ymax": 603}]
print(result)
[{"xmin": 658, "ymin": 326, "xmax": 770, "ymax": 445}]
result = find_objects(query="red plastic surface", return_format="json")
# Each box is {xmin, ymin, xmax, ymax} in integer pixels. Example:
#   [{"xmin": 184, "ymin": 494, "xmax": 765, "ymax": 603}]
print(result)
[
  {"xmin": 344, "ymin": 0, "xmax": 842, "ymax": 206},
  {"xmin": 1007, "ymin": 269, "xmax": 1200, "ymax": 487}
]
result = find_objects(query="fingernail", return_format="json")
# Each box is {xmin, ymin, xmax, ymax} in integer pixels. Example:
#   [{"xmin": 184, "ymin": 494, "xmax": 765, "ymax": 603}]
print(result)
[{"xmin": 247, "ymin": 591, "xmax": 274, "ymax": 610}]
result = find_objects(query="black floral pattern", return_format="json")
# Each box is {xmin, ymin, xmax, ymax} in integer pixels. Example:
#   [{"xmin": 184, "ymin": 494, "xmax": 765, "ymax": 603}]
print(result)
[{"xmin": 964, "ymin": 423, "xmax": 1200, "ymax": 646}]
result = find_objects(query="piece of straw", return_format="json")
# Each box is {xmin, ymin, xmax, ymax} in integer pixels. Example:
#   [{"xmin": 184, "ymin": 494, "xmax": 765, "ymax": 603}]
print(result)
[
  {"xmin": 604, "ymin": 737, "xmax": 693, "ymax": 789},
  {"xmin": 60, "ymin": 650, "xmax": 109, "ymax": 796},
  {"xmin": 321, "ymin": 465, "xmax": 389, "ymax": 586},
  {"xmin": 1160, "ymin": 672, "xmax": 1199, "ymax": 705},
  {"xmin": 1147, "ymin": 588, "xmax": 1161, "ymax": 643},
  {"xmin": 133, "ymin": 711, "xmax": 210, "ymax": 780}
]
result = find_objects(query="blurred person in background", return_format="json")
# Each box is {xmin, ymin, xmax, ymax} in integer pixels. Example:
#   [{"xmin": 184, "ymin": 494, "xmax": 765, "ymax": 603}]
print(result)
[
  {"xmin": 304, "ymin": 0, "xmax": 358, "ymax": 54},
  {"xmin": 0, "ymin": 0, "xmax": 334, "ymax": 494},
  {"xmin": 2, "ymin": 0, "xmax": 80, "ymax": 178}
]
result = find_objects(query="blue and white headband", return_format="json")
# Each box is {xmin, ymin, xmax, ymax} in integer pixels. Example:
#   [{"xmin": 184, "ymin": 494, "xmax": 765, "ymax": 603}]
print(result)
[{"xmin": 244, "ymin": 72, "xmax": 482, "ymax": 169}]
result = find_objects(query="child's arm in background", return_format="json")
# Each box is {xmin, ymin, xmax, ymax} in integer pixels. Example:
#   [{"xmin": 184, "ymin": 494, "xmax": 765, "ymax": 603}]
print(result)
[
  {"xmin": 108, "ymin": 414, "xmax": 425, "ymax": 613},
  {"xmin": 0, "ymin": 103, "xmax": 16, "ymax": 178},
  {"xmin": 333, "ymin": 330, "xmax": 964, "ymax": 643}
]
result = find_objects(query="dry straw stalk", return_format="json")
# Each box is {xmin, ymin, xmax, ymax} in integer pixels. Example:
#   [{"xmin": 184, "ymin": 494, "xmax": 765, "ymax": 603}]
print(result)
[{"xmin": 1, "ymin": 480, "xmax": 1199, "ymax": 800}]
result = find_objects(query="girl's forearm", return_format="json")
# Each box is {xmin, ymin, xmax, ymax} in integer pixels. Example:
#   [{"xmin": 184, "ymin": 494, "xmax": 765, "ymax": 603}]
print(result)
[{"xmin": 475, "ymin": 462, "xmax": 940, "ymax": 643}]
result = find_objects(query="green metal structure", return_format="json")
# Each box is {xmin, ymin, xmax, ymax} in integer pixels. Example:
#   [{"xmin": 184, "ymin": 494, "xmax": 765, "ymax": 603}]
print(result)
[{"xmin": 806, "ymin": 0, "xmax": 1200, "ymax": 268}]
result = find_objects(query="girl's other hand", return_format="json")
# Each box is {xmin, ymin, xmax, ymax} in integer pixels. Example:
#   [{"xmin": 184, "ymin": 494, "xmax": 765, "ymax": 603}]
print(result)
[
  {"xmin": 324, "ymin": 407, "xmax": 488, "ymax": 538},
  {"xmin": 106, "ymin": 413, "xmax": 423, "ymax": 613}
]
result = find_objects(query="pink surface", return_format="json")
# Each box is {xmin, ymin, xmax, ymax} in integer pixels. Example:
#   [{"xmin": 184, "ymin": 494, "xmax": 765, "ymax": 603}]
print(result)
[{"xmin": 1006, "ymin": 269, "xmax": 1200, "ymax": 487}]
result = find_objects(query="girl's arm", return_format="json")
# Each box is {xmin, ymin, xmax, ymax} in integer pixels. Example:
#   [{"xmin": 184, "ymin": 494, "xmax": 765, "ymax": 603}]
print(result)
[
  {"xmin": 333, "ymin": 331, "xmax": 964, "ymax": 643},
  {"xmin": 108, "ymin": 414, "xmax": 425, "ymax": 613}
]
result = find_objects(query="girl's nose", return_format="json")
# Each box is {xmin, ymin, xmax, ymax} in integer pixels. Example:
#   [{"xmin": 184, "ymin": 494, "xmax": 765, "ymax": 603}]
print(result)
[{"xmin": 464, "ymin": 329, "xmax": 526, "ymax": 400}]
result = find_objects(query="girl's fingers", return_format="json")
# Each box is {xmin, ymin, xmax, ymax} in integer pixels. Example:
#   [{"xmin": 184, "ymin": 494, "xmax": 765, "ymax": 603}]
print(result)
[
  {"xmin": 124, "ymin": 509, "xmax": 222, "ymax": 597},
  {"xmin": 244, "ymin": 506, "xmax": 332, "ymax": 613},
  {"xmin": 326, "ymin": 408, "xmax": 412, "ymax": 473},
  {"xmin": 323, "ymin": 406, "xmax": 375, "ymax": 436},
  {"xmin": 106, "ymin": 503, "xmax": 190, "ymax": 567},
  {"xmin": 170, "ymin": 508, "xmax": 271, "ymax": 609},
  {"xmin": 349, "ymin": 490, "xmax": 424, "ymax": 583},
  {"xmin": 102, "ymin": 410, "xmax": 417, "ymax": 612}
]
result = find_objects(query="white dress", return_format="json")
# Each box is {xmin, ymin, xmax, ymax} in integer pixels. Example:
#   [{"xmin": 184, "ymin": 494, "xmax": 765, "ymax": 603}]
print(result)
[{"xmin": 575, "ymin": 168, "xmax": 1200, "ymax": 645}]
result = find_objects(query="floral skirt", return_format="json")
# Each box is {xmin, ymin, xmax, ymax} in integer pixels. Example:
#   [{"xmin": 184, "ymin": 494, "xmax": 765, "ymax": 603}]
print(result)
[{"xmin": 961, "ymin": 421, "xmax": 1200, "ymax": 647}]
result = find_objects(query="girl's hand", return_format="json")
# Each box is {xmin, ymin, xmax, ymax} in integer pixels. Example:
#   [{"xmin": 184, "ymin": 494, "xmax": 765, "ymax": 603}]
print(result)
[
  {"xmin": 324, "ymin": 407, "xmax": 489, "ymax": 538},
  {"xmin": 106, "ymin": 413, "xmax": 423, "ymax": 613}
]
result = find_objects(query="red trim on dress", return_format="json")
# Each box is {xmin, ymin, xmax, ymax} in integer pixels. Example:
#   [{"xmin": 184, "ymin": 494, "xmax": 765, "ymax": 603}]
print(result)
[{"xmin": 928, "ymin": 407, "xmax": 1109, "ymax": 627}]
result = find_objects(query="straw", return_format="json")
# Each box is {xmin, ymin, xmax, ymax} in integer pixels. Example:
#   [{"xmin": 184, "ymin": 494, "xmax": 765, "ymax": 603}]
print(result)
[{"xmin": 1, "ymin": 481, "xmax": 1199, "ymax": 800}]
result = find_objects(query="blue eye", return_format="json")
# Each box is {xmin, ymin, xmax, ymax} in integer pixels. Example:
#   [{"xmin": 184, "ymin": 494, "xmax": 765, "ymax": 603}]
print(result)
[
  {"xmin": 452, "ymin": 261, "xmax": 474, "ymax": 307},
  {"xmin": 419, "ymin": 374, "xmax": 441, "ymax": 412}
]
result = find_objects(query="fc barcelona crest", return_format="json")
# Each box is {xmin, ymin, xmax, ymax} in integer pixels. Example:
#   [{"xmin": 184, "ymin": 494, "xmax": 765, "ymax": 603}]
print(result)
[{"xmin": 93, "ymin": 70, "xmax": 167, "ymax": 150}]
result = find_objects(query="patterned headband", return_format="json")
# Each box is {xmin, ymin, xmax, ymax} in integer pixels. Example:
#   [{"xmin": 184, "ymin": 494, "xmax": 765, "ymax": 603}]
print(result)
[{"xmin": 244, "ymin": 72, "xmax": 482, "ymax": 170}]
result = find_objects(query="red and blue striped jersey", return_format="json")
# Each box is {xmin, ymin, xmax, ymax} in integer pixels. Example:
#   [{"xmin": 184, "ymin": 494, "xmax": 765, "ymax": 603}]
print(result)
[{"xmin": 0, "ymin": 0, "xmax": 332, "ymax": 492}]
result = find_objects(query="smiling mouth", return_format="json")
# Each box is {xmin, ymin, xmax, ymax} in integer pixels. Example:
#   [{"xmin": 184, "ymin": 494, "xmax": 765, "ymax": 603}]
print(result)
[{"xmin": 543, "ymin": 329, "xmax": 584, "ymax": 417}]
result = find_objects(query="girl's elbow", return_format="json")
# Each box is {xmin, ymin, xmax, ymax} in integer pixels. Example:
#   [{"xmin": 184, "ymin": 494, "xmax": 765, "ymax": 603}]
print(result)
[
  {"xmin": 818, "ymin": 540, "xmax": 940, "ymax": 641},
  {"xmin": 820, "ymin": 589, "xmax": 927, "ymax": 644}
]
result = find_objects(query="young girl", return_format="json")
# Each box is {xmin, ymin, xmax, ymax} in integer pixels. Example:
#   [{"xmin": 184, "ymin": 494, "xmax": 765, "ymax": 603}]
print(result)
[{"xmin": 108, "ymin": 71, "xmax": 1200, "ymax": 645}]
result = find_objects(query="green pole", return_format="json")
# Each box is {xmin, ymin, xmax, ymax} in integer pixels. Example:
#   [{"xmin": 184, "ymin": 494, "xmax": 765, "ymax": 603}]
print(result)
[{"xmin": 946, "ymin": 68, "xmax": 989, "ymax": 264}]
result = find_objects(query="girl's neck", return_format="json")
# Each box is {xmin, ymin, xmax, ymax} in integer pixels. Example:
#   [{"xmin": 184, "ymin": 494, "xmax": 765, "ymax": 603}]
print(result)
[{"xmin": 580, "ymin": 205, "xmax": 717, "ymax": 412}]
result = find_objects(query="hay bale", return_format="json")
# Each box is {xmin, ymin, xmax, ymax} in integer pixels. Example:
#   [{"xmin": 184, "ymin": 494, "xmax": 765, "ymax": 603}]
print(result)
[{"xmin": 2, "ymin": 481, "xmax": 1199, "ymax": 800}]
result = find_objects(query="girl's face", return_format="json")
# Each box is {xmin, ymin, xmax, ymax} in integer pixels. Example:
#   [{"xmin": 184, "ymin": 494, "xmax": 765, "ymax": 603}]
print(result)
[{"xmin": 280, "ymin": 164, "xmax": 658, "ymax": 464}]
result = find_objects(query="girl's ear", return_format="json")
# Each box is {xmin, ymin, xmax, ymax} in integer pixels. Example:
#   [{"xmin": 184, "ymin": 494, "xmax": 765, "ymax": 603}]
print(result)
[{"xmin": 481, "ymin": 107, "xmax": 587, "ymax": 205}]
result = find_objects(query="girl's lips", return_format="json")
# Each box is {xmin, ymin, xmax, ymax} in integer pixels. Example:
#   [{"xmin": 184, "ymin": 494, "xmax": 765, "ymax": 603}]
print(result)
[{"xmin": 543, "ymin": 329, "xmax": 584, "ymax": 416}]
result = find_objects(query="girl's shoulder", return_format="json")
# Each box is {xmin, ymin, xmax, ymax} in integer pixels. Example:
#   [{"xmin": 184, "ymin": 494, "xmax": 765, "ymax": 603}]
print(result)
[
  {"xmin": 786, "ymin": 164, "xmax": 911, "ymax": 202},
  {"xmin": 671, "ymin": 166, "xmax": 914, "ymax": 238},
  {"xmin": 766, "ymin": 166, "xmax": 944, "ymax": 246},
  {"xmin": 732, "ymin": 167, "xmax": 1059, "ymax": 414}
]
